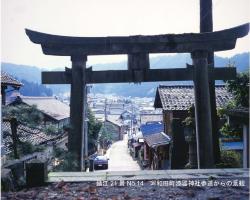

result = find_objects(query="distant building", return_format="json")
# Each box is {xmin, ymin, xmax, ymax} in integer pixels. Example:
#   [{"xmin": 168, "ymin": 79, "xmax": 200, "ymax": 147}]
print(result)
[
  {"xmin": 120, "ymin": 110, "xmax": 133, "ymax": 121},
  {"xmin": 140, "ymin": 106, "xmax": 155, "ymax": 114},
  {"xmin": 92, "ymin": 102, "xmax": 105, "ymax": 110},
  {"xmin": 140, "ymin": 113, "xmax": 163, "ymax": 125},
  {"xmin": 154, "ymin": 85, "xmax": 233, "ymax": 134},
  {"xmin": 1, "ymin": 71, "xmax": 23, "ymax": 105},
  {"xmin": 10, "ymin": 96, "xmax": 70, "ymax": 130},
  {"xmin": 105, "ymin": 115, "xmax": 126, "ymax": 141},
  {"xmin": 107, "ymin": 103, "xmax": 125, "ymax": 115}
]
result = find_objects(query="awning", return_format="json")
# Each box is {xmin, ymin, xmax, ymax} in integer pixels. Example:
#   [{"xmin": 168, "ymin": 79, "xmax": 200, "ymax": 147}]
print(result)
[
  {"xmin": 144, "ymin": 132, "xmax": 171, "ymax": 148},
  {"xmin": 132, "ymin": 142, "xmax": 142, "ymax": 148}
]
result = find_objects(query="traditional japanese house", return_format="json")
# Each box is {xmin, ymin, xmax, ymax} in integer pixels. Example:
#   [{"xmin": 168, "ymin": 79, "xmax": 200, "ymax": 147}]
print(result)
[
  {"xmin": 153, "ymin": 85, "xmax": 233, "ymax": 169},
  {"xmin": 1, "ymin": 120, "xmax": 64, "ymax": 157},
  {"xmin": 1, "ymin": 117, "xmax": 67, "ymax": 167},
  {"xmin": 135, "ymin": 121, "xmax": 171, "ymax": 169},
  {"xmin": 1, "ymin": 71, "xmax": 23, "ymax": 105},
  {"xmin": 225, "ymin": 107, "xmax": 249, "ymax": 168},
  {"xmin": 144, "ymin": 132, "xmax": 171, "ymax": 170},
  {"xmin": 120, "ymin": 110, "xmax": 135, "ymax": 121},
  {"xmin": 154, "ymin": 85, "xmax": 233, "ymax": 135},
  {"xmin": 1, "ymin": 72, "xmax": 23, "ymax": 163},
  {"xmin": 140, "ymin": 122, "xmax": 164, "ymax": 136},
  {"xmin": 10, "ymin": 96, "xmax": 70, "ymax": 130},
  {"xmin": 105, "ymin": 115, "xmax": 126, "ymax": 141},
  {"xmin": 140, "ymin": 113, "xmax": 163, "ymax": 125},
  {"xmin": 107, "ymin": 103, "xmax": 125, "ymax": 115}
]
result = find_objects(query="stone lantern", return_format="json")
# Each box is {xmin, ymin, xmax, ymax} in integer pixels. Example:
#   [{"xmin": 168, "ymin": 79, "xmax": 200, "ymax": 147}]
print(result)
[{"xmin": 184, "ymin": 126, "xmax": 197, "ymax": 169}]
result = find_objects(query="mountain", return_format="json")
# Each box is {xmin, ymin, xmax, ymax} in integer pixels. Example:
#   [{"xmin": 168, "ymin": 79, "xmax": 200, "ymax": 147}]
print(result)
[
  {"xmin": 1, "ymin": 52, "xmax": 249, "ymax": 97},
  {"xmin": 1, "ymin": 63, "xmax": 42, "ymax": 83},
  {"xmin": 92, "ymin": 53, "xmax": 250, "ymax": 97},
  {"xmin": 18, "ymin": 79, "xmax": 53, "ymax": 97}
]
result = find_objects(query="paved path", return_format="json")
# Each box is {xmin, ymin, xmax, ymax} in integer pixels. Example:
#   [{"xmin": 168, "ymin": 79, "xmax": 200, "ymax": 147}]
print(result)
[{"xmin": 105, "ymin": 134, "xmax": 141, "ymax": 171}]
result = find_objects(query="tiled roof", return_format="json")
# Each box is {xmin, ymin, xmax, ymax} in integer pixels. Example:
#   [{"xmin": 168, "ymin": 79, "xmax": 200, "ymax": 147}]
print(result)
[
  {"xmin": 144, "ymin": 132, "xmax": 171, "ymax": 147},
  {"xmin": 226, "ymin": 107, "xmax": 249, "ymax": 124},
  {"xmin": 106, "ymin": 115, "xmax": 123, "ymax": 127},
  {"xmin": 1, "ymin": 121, "xmax": 60, "ymax": 155},
  {"xmin": 1, "ymin": 71, "xmax": 23, "ymax": 87},
  {"xmin": 140, "ymin": 114, "xmax": 163, "ymax": 125},
  {"xmin": 154, "ymin": 85, "xmax": 233, "ymax": 111},
  {"xmin": 18, "ymin": 96, "xmax": 70, "ymax": 121},
  {"xmin": 140, "ymin": 122, "xmax": 164, "ymax": 137},
  {"xmin": 226, "ymin": 107, "xmax": 249, "ymax": 118}
]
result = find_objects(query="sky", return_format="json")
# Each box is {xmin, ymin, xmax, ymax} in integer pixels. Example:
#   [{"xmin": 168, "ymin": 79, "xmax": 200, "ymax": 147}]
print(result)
[{"xmin": 1, "ymin": 0, "xmax": 249, "ymax": 69}]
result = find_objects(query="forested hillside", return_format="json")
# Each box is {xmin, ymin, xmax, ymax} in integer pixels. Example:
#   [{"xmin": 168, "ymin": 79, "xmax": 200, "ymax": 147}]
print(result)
[{"xmin": 2, "ymin": 52, "xmax": 249, "ymax": 97}]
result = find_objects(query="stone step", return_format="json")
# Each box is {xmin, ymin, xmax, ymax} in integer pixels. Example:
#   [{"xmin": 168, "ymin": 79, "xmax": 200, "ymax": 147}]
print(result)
[{"xmin": 47, "ymin": 168, "xmax": 249, "ymax": 182}]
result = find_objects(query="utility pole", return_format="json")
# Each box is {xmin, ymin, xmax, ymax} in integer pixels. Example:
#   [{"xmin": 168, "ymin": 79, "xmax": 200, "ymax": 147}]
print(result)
[
  {"xmin": 104, "ymin": 98, "xmax": 107, "ymax": 123},
  {"xmin": 81, "ymin": 84, "xmax": 87, "ymax": 171},
  {"xmin": 200, "ymin": 0, "xmax": 220, "ymax": 164},
  {"xmin": 84, "ymin": 85, "xmax": 91, "ymax": 171},
  {"xmin": 131, "ymin": 103, "xmax": 134, "ymax": 137}
]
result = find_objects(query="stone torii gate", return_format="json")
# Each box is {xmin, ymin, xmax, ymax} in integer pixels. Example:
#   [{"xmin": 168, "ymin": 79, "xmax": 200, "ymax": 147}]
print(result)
[{"xmin": 26, "ymin": 23, "xmax": 249, "ymax": 171}]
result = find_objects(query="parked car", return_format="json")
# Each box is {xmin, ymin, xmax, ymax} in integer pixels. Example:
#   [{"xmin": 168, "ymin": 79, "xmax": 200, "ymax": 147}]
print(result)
[{"xmin": 94, "ymin": 155, "xmax": 109, "ymax": 170}]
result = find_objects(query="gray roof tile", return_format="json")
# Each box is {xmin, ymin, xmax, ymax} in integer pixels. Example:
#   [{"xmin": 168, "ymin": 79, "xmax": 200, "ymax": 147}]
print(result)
[
  {"xmin": 20, "ymin": 96, "xmax": 70, "ymax": 121},
  {"xmin": 1, "ymin": 71, "xmax": 23, "ymax": 87},
  {"xmin": 155, "ymin": 85, "xmax": 233, "ymax": 111},
  {"xmin": 1, "ymin": 121, "xmax": 59, "ymax": 155}
]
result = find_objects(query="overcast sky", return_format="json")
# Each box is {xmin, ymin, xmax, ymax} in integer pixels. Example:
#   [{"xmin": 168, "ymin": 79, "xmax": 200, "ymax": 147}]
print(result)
[{"xmin": 1, "ymin": 0, "xmax": 249, "ymax": 69}]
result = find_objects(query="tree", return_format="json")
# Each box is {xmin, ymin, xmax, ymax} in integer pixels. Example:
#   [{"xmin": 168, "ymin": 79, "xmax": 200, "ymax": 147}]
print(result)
[
  {"xmin": 2, "ymin": 104, "xmax": 43, "ymax": 128},
  {"xmin": 98, "ymin": 126, "xmax": 113, "ymax": 150},
  {"xmin": 216, "ymin": 150, "xmax": 241, "ymax": 168},
  {"xmin": 182, "ymin": 105, "xmax": 195, "ymax": 129},
  {"xmin": 218, "ymin": 72, "xmax": 249, "ymax": 138},
  {"xmin": 226, "ymin": 72, "xmax": 249, "ymax": 108},
  {"xmin": 87, "ymin": 108, "xmax": 102, "ymax": 154},
  {"xmin": 52, "ymin": 147, "xmax": 79, "ymax": 171},
  {"xmin": 52, "ymin": 109, "xmax": 102, "ymax": 171},
  {"xmin": 19, "ymin": 79, "xmax": 53, "ymax": 97}
]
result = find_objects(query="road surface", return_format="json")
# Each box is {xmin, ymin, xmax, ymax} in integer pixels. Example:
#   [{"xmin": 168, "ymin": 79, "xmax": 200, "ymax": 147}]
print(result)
[{"xmin": 104, "ymin": 134, "xmax": 141, "ymax": 171}]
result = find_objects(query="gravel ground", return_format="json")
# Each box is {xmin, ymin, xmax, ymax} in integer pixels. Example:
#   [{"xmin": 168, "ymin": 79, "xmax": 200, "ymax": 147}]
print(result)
[{"xmin": 1, "ymin": 178, "xmax": 249, "ymax": 200}]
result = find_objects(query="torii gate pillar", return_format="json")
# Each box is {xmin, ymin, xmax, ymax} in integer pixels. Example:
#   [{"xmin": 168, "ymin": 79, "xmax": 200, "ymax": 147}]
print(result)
[
  {"xmin": 69, "ymin": 54, "xmax": 87, "ymax": 171},
  {"xmin": 200, "ymin": 0, "xmax": 221, "ymax": 164},
  {"xmin": 192, "ymin": 50, "xmax": 214, "ymax": 168}
]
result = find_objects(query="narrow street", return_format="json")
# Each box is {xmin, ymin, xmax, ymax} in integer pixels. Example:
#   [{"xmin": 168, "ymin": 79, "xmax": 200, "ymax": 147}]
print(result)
[{"xmin": 104, "ymin": 134, "xmax": 141, "ymax": 171}]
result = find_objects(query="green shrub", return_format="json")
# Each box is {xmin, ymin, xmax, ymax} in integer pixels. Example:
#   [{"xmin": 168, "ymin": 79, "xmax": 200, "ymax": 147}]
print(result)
[
  {"xmin": 9, "ymin": 141, "xmax": 45, "ymax": 159},
  {"xmin": 20, "ymin": 141, "xmax": 34, "ymax": 154},
  {"xmin": 19, "ymin": 141, "xmax": 44, "ymax": 155},
  {"xmin": 52, "ymin": 147, "xmax": 79, "ymax": 171},
  {"xmin": 43, "ymin": 125, "xmax": 59, "ymax": 135},
  {"xmin": 220, "ymin": 123, "xmax": 242, "ymax": 138},
  {"xmin": 216, "ymin": 150, "xmax": 241, "ymax": 168},
  {"xmin": 53, "ymin": 146, "xmax": 65, "ymax": 158}
]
